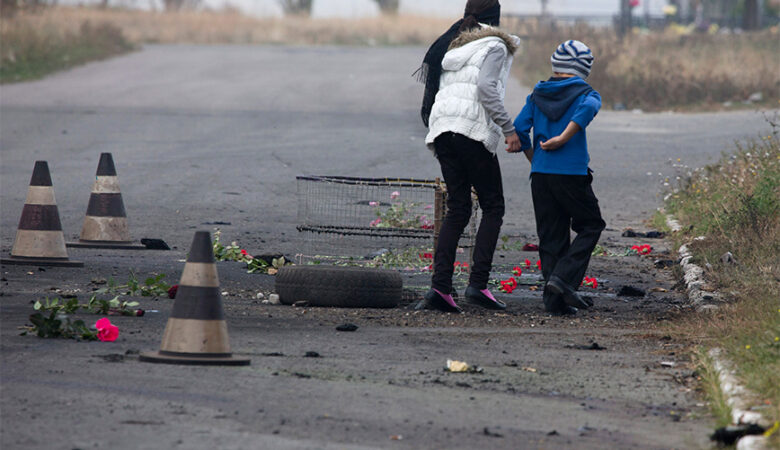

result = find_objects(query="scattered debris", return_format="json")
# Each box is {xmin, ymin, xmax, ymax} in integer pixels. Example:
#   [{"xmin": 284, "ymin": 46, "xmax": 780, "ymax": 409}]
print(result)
[
  {"xmin": 365, "ymin": 248, "xmax": 389, "ymax": 259},
  {"xmin": 93, "ymin": 354, "xmax": 125, "ymax": 363},
  {"xmin": 389, "ymin": 435, "xmax": 403, "ymax": 441},
  {"xmin": 547, "ymin": 430, "xmax": 559, "ymax": 436},
  {"xmin": 336, "ymin": 323, "xmax": 358, "ymax": 332},
  {"xmin": 654, "ymin": 259, "xmax": 675, "ymax": 269},
  {"xmin": 140, "ymin": 238, "xmax": 170, "ymax": 250},
  {"xmin": 304, "ymin": 351, "xmax": 320, "ymax": 358},
  {"xmin": 522, "ymin": 367, "xmax": 537, "ymax": 373},
  {"xmin": 618, "ymin": 285, "xmax": 646, "ymax": 297},
  {"xmin": 292, "ymin": 301, "xmax": 309, "ymax": 308},
  {"xmin": 292, "ymin": 372, "xmax": 311, "ymax": 379},
  {"xmin": 566, "ymin": 342, "xmax": 607, "ymax": 351},
  {"xmin": 649, "ymin": 287, "xmax": 668, "ymax": 293},
  {"xmin": 622, "ymin": 229, "xmax": 665, "ymax": 239},
  {"xmin": 710, "ymin": 424, "xmax": 766, "ymax": 446},
  {"xmin": 268, "ymin": 294, "xmax": 280, "ymax": 305},
  {"xmin": 201, "ymin": 221, "xmax": 231, "ymax": 225},
  {"xmin": 660, "ymin": 361, "xmax": 677, "ymax": 368},
  {"xmin": 483, "ymin": 427, "xmax": 503, "ymax": 438},
  {"xmin": 262, "ymin": 352, "xmax": 285, "ymax": 357},
  {"xmin": 256, "ymin": 292, "xmax": 265, "ymax": 299},
  {"xmin": 446, "ymin": 359, "xmax": 483, "ymax": 373}
]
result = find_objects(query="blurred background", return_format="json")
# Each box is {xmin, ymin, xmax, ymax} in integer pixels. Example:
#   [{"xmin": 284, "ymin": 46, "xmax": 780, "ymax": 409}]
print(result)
[{"xmin": 1, "ymin": 0, "xmax": 779, "ymax": 110}]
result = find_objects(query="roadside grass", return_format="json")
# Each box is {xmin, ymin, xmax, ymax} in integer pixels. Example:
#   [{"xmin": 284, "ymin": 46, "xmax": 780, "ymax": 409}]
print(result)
[
  {"xmin": 0, "ymin": 15, "xmax": 134, "ymax": 83},
  {"xmin": 663, "ymin": 125, "xmax": 780, "ymax": 436},
  {"xmin": 511, "ymin": 22, "xmax": 780, "ymax": 111},
  {"xmin": 0, "ymin": 7, "xmax": 450, "ymax": 47},
  {"xmin": 695, "ymin": 349, "xmax": 734, "ymax": 428}
]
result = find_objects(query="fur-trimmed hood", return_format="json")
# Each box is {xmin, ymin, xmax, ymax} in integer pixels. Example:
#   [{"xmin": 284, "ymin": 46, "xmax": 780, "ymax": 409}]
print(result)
[{"xmin": 448, "ymin": 26, "xmax": 520, "ymax": 55}]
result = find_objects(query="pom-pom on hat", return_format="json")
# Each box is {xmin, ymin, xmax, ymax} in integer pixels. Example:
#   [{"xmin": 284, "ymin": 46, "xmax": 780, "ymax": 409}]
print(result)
[{"xmin": 551, "ymin": 40, "xmax": 594, "ymax": 78}]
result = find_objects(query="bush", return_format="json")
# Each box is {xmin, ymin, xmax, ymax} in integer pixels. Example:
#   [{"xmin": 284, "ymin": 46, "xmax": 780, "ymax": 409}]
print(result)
[{"xmin": 0, "ymin": 16, "xmax": 134, "ymax": 83}]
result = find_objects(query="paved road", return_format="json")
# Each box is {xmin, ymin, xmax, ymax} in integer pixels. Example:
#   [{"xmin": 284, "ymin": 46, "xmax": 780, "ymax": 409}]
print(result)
[{"xmin": 1, "ymin": 45, "xmax": 775, "ymax": 449}]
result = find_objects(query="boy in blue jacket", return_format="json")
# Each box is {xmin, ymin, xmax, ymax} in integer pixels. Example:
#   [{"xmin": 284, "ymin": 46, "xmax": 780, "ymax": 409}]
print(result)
[{"xmin": 511, "ymin": 40, "xmax": 606, "ymax": 315}]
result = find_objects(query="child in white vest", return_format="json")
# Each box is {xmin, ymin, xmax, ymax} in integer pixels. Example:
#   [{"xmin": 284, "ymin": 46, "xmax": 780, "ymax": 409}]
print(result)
[{"xmin": 417, "ymin": 0, "xmax": 523, "ymax": 312}]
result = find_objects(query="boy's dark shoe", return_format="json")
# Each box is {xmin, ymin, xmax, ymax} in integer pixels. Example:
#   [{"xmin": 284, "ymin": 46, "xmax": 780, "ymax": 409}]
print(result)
[
  {"xmin": 546, "ymin": 275, "xmax": 593, "ymax": 309},
  {"xmin": 465, "ymin": 286, "xmax": 507, "ymax": 310},
  {"xmin": 416, "ymin": 289, "xmax": 463, "ymax": 313},
  {"xmin": 543, "ymin": 288, "xmax": 578, "ymax": 316}
]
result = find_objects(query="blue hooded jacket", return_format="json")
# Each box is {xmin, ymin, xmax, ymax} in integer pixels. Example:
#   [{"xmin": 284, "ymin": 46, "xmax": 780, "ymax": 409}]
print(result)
[{"xmin": 513, "ymin": 76, "xmax": 601, "ymax": 175}]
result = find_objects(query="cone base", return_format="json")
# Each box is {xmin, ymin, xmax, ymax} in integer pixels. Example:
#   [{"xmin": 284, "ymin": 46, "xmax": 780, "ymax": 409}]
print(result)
[
  {"xmin": 66, "ymin": 240, "xmax": 146, "ymax": 250},
  {"xmin": 1, "ymin": 256, "xmax": 84, "ymax": 267},
  {"xmin": 139, "ymin": 351, "xmax": 250, "ymax": 366}
]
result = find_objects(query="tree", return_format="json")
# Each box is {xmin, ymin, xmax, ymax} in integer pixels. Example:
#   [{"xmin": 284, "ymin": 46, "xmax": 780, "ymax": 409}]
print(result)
[
  {"xmin": 279, "ymin": 0, "xmax": 312, "ymax": 16},
  {"xmin": 742, "ymin": 0, "xmax": 760, "ymax": 29}
]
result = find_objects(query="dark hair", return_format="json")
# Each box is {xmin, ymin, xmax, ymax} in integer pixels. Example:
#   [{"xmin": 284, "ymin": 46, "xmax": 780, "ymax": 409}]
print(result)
[{"xmin": 460, "ymin": 0, "xmax": 500, "ymax": 32}]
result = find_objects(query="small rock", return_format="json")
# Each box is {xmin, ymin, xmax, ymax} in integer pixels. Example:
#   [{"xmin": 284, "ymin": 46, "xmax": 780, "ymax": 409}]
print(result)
[
  {"xmin": 292, "ymin": 300, "xmax": 308, "ymax": 308},
  {"xmin": 631, "ymin": 108, "xmax": 643, "ymax": 114},
  {"xmin": 336, "ymin": 323, "xmax": 358, "ymax": 332},
  {"xmin": 304, "ymin": 351, "xmax": 320, "ymax": 358},
  {"xmin": 747, "ymin": 92, "xmax": 763, "ymax": 103},
  {"xmin": 268, "ymin": 294, "xmax": 280, "ymax": 305},
  {"xmin": 256, "ymin": 292, "xmax": 265, "ymax": 299},
  {"xmin": 720, "ymin": 252, "xmax": 737, "ymax": 265}
]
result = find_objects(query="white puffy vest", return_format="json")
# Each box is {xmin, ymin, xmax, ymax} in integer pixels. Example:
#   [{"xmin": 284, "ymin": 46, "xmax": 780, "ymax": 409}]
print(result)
[{"xmin": 425, "ymin": 35, "xmax": 514, "ymax": 155}]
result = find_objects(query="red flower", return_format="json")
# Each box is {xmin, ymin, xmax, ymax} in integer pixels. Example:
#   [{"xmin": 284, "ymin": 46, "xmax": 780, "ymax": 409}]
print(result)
[
  {"xmin": 95, "ymin": 318, "xmax": 119, "ymax": 342},
  {"xmin": 419, "ymin": 252, "xmax": 433, "ymax": 260},
  {"xmin": 524, "ymin": 259, "xmax": 532, "ymax": 268},
  {"xmin": 631, "ymin": 244, "xmax": 652, "ymax": 255},
  {"xmin": 582, "ymin": 276, "xmax": 598, "ymax": 289},
  {"xmin": 512, "ymin": 266, "xmax": 522, "ymax": 276},
  {"xmin": 421, "ymin": 224, "xmax": 434, "ymax": 230},
  {"xmin": 240, "ymin": 249, "xmax": 247, "ymax": 255},
  {"xmin": 536, "ymin": 260, "xmax": 541, "ymax": 270},
  {"xmin": 167, "ymin": 284, "xmax": 178, "ymax": 299},
  {"xmin": 522, "ymin": 243, "xmax": 539, "ymax": 252}
]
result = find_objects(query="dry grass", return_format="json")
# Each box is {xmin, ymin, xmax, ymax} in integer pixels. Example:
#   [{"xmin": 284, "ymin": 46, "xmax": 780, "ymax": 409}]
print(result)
[
  {"xmin": 1, "ymin": 7, "xmax": 451, "ymax": 46},
  {"xmin": 664, "ymin": 125, "xmax": 780, "ymax": 434},
  {"xmin": 512, "ymin": 22, "xmax": 780, "ymax": 110},
  {"xmin": 1, "ymin": 11, "xmax": 134, "ymax": 83}
]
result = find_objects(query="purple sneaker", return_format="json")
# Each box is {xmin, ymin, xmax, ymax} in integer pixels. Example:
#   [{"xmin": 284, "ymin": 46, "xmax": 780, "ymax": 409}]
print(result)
[{"xmin": 465, "ymin": 286, "xmax": 507, "ymax": 310}]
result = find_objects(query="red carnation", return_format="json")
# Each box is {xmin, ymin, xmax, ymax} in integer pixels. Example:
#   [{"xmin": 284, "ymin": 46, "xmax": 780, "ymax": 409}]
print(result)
[{"xmin": 168, "ymin": 284, "xmax": 178, "ymax": 299}]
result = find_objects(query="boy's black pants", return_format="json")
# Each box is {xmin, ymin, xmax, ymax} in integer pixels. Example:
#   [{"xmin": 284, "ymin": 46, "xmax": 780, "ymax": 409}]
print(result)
[
  {"xmin": 531, "ymin": 172, "xmax": 606, "ymax": 289},
  {"xmin": 432, "ymin": 132, "xmax": 505, "ymax": 292}
]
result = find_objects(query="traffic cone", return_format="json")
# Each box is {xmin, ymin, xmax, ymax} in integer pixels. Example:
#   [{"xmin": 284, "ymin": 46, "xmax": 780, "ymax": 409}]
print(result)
[
  {"xmin": 1, "ymin": 161, "xmax": 83, "ymax": 267},
  {"xmin": 67, "ymin": 153, "xmax": 145, "ymax": 250},
  {"xmin": 140, "ymin": 231, "xmax": 250, "ymax": 366}
]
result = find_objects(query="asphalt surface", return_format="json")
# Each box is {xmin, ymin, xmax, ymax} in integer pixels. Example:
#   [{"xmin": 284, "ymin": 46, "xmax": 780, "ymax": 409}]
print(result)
[{"xmin": 1, "ymin": 45, "xmax": 776, "ymax": 449}]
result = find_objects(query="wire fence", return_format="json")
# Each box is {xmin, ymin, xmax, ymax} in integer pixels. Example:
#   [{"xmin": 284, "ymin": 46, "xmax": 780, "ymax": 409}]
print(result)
[{"xmin": 296, "ymin": 175, "xmax": 478, "ymax": 264}]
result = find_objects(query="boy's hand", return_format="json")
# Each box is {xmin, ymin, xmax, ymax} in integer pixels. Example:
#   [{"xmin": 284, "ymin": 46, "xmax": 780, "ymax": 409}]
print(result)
[
  {"xmin": 540, "ymin": 121, "xmax": 582, "ymax": 151},
  {"xmin": 505, "ymin": 133, "xmax": 522, "ymax": 153},
  {"xmin": 540, "ymin": 135, "xmax": 565, "ymax": 151}
]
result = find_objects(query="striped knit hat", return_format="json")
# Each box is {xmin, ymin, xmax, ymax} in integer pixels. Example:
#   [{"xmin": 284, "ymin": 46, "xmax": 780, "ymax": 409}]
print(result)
[{"xmin": 551, "ymin": 40, "xmax": 594, "ymax": 78}]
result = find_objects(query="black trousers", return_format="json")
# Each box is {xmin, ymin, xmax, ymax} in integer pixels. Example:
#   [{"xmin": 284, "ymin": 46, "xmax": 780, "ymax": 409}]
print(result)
[
  {"xmin": 531, "ymin": 172, "xmax": 606, "ymax": 289},
  {"xmin": 432, "ymin": 132, "xmax": 505, "ymax": 292}
]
